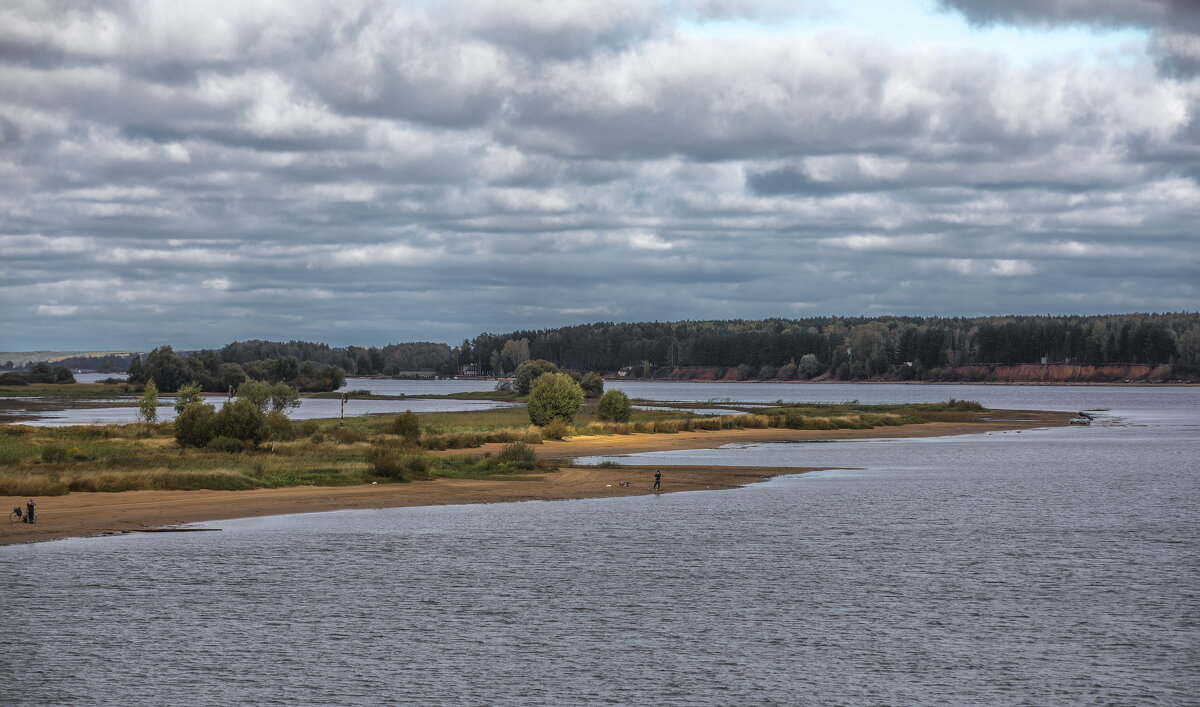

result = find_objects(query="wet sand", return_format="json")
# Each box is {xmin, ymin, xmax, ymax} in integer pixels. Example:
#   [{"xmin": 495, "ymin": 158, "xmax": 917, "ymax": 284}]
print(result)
[{"xmin": 1, "ymin": 409, "xmax": 1070, "ymax": 546}]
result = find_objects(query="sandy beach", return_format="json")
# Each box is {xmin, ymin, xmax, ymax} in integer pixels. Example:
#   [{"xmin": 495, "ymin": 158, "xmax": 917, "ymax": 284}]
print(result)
[{"xmin": 1, "ymin": 409, "xmax": 1069, "ymax": 546}]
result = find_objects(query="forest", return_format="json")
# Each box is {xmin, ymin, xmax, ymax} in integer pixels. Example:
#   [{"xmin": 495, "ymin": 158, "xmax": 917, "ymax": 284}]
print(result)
[
  {"xmin": 21, "ymin": 313, "xmax": 1200, "ymax": 388},
  {"xmin": 459, "ymin": 313, "xmax": 1200, "ymax": 382}
]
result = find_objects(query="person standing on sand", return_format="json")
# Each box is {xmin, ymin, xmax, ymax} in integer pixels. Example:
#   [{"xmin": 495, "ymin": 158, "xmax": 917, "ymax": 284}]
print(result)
[
  {"xmin": 653, "ymin": 470, "xmax": 661, "ymax": 492},
  {"xmin": 25, "ymin": 498, "xmax": 35, "ymax": 523}
]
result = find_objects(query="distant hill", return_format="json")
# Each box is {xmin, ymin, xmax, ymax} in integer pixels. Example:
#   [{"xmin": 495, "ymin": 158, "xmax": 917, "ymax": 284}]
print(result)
[{"xmin": 0, "ymin": 351, "xmax": 145, "ymax": 370}]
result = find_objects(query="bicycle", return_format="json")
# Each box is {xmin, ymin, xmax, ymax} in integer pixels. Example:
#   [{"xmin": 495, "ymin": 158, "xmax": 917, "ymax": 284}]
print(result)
[{"xmin": 9, "ymin": 507, "xmax": 35, "ymax": 524}]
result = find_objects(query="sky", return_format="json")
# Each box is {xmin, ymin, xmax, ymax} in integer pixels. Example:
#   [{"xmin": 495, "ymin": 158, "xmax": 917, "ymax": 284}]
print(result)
[{"xmin": 1, "ymin": 0, "xmax": 1197, "ymax": 351}]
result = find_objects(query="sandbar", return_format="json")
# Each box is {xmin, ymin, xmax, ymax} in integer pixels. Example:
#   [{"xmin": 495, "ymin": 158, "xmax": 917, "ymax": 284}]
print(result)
[{"xmin": 1, "ymin": 409, "xmax": 1070, "ymax": 546}]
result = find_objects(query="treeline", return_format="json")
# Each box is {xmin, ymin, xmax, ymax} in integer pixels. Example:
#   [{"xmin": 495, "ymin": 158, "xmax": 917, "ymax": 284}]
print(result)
[
  {"xmin": 219, "ymin": 340, "xmax": 455, "ymax": 377},
  {"xmin": 125, "ymin": 346, "xmax": 346, "ymax": 393},
  {"xmin": 458, "ymin": 313, "xmax": 1200, "ymax": 381}
]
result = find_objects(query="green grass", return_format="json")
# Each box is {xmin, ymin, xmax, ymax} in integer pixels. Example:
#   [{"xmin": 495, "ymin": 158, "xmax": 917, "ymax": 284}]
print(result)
[
  {"xmin": 0, "ymin": 399, "xmax": 988, "ymax": 495},
  {"xmin": 0, "ymin": 382, "xmax": 133, "ymax": 399}
]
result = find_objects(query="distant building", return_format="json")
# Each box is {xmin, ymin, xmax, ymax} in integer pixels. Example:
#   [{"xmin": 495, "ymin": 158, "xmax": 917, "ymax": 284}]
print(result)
[{"xmin": 460, "ymin": 363, "xmax": 480, "ymax": 376}]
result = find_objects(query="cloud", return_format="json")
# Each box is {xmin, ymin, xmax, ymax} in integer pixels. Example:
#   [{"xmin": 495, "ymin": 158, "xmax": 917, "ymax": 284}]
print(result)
[{"xmin": 0, "ymin": 1, "xmax": 1196, "ymax": 349}]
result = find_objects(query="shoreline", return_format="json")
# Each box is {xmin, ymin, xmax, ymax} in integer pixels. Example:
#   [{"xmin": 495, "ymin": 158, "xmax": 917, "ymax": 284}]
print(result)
[{"xmin": 1, "ymin": 409, "xmax": 1071, "ymax": 547}]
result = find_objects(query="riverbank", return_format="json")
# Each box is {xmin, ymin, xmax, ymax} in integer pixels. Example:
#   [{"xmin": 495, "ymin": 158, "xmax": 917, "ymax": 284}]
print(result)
[{"xmin": 1, "ymin": 409, "xmax": 1069, "ymax": 546}]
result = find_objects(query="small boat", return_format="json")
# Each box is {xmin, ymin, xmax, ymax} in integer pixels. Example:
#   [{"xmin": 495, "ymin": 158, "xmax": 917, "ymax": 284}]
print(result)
[{"xmin": 1069, "ymin": 411, "xmax": 1095, "ymax": 425}]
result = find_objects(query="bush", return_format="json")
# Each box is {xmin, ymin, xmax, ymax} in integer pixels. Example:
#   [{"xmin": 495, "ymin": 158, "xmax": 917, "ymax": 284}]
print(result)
[
  {"xmin": 542, "ymin": 419, "xmax": 572, "ymax": 440},
  {"xmin": 580, "ymin": 372, "xmax": 605, "ymax": 398},
  {"xmin": 495, "ymin": 441, "xmax": 537, "ymax": 470},
  {"xmin": 0, "ymin": 372, "xmax": 29, "ymax": 385},
  {"xmin": 265, "ymin": 410, "xmax": 296, "ymax": 441},
  {"xmin": 207, "ymin": 436, "xmax": 246, "ymax": 453},
  {"xmin": 67, "ymin": 447, "xmax": 90, "ymax": 461},
  {"xmin": 332, "ymin": 427, "xmax": 366, "ymax": 444},
  {"xmin": 365, "ymin": 447, "xmax": 432, "ymax": 481},
  {"xmin": 175, "ymin": 402, "xmax": 218, "ymax": 448},
  {"xmin": 597, "ymin": 389, "xmax": 632, "ymax": 422},
  {"xmin": 527, "ymin": 372, "xmax": 583, "ymax": 426},
  {"xmin": 514, "ymin": 360, "xmax": 559, "ymax": 396},
  {"xmin": 211, "ymin": 399, "xmax": 267, "ymax": 447},
  {"xmin": 40, "ymin": 444, "xmax": 68, "ymax": 463},
  {"xmin": 299, "ymin": 420, "xmax": 320, "ymax": 436},
  {"xmin": 389, "ymin": 410, "xmax": 420, "ymax": 444}
]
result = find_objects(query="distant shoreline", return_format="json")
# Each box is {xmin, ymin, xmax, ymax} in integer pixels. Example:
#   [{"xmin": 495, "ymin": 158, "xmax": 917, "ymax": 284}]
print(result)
[{"xmin": 1, "ymin": 410, "xmax": 1069, "ymax": 547}]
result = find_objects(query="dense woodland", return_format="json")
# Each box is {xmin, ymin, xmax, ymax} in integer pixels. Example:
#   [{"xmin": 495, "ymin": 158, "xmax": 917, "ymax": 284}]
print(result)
[
  {"xmin": 459, "ymin": 314, "xmax": 1200, "ymax": 382},
  {"xmin": 15, "ymin": 313, "xmax": 1200, "ymax": 388}
]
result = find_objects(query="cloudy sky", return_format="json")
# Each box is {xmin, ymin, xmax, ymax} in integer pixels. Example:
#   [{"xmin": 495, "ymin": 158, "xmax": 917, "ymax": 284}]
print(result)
[{"xmin": 1, "ymin": 0, "xmax": 1197, "ymax": 350}]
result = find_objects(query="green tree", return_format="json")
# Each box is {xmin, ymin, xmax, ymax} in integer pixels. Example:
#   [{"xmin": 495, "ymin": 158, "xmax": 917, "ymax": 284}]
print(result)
[
  {"xmin": 211, "ymin": 398, "xmax": 267, "ymax": 447},
  {"xmin": 514, "ymin": 359, "xmax": 559, "ymax": 395},
  {"xmin": 236, "ymin": 379, "xmax": 272, "ymax": 411},
  {"xmin": 173, "ymin": 382, "xmax": 204, "ymax": 414},
  {"xmin": 138, "ymin": 379, "xmax": 160, "ymax": 423},
  {"xmin": 219, "ymin": 363, "xmax": 247, "ymax": 391},
  {"xmin": 597, "ymin": 389, "xmax": 632, "ymax": 422},
  {"xmin": 526, "ymin": 372, "xmax": 583, "ymax": 426},
  {"xmin": 126, "ymin": 354, "xmax": 145, "ymax": 384},
  {"xmin": 580, "ymin": 372, "xmax": 605, "ymax": 398},
  {"xmin": 174, "ymin": 402, "xmax": 217, "ymax": 448},
  {"xmin": 798, "ymin": 353, "xmax": 822, "ymax": 379},
  {"xmin": 143, "ymin": 346, "xmax": 191, "ymax": 392},
  {"xmin": 268, "ymin": 381, "xmax": 300, "ymax": 414},
  {"xmin": 53, "ymin": 366, "xmax": 76, "ymax": 383}
]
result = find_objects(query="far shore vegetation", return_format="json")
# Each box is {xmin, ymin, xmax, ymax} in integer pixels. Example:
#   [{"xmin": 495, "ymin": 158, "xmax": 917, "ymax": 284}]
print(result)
[{"xmin": 0, "ymin": 373, "xmax": 986, "ymax": 496}]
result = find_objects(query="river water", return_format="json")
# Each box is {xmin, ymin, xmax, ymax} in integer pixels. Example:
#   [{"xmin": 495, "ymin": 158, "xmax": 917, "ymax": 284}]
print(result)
[{"xmin": 2, "ymin": 384, "xmax": 1197, "ymax": 705}]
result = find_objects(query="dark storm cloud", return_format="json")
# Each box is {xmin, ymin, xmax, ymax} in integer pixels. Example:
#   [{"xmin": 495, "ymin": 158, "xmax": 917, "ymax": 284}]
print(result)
[
  {"xmin": 937, "ymin": 0, "xmax": 1200, "ymax": 31},
  {"xmin": 0, "ymin": 0, "xmax": 1197, "ymax": 350}
]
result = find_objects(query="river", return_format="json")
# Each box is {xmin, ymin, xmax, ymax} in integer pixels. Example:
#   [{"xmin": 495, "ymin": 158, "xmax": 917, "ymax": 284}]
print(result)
[{"xmin": 1, "ymin": 384, "xmax": 1196, "ymax": 705}]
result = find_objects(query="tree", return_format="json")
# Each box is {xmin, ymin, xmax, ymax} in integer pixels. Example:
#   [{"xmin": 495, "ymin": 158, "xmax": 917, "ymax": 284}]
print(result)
[
  {"xmin": 798, "ymin": 353, "xmax": 822, "ymax": 379},
  {"xmin": 53, "ymin": 366, "xmax": 76, "ymax": 383},
  {"xmin": 526, "ymin": 372, "xmax": 583, "ymax": 426},
  {"xmin": 220, "ymin": 363, "xmax": 247, "ymax": 391},
  {"xmin": 514, "ymin": 359, "xmax": 559, "ymax": 395},
  {"xmin": 174, "ymin": 382, "xmax": 204, "ymax": 414},
  {"xmin": 236, "ymin": 379, "xmax": 272, "ymax": 411},
  {"xmin": 175, "ymin": 402, "xmax": 217, "ymax": 448},
  {"xmin": 580, "ymin": 372, "xmax": 604, "ymax": 398},
  {"xmin": 212, "ymin": 398, "xmax": 267, "ymax": 447},
  {"xmin": 138, "ymin": 379, "xmax": 160, "ymax": 423},
  {"xmin": 126, "ymin": 354, "xmax": 145, "ymax": 383},
  {"xmin": 27, "ymin": 362, "xmax": 55, "ymax": 383},
  {"xmin": 268, "ymin": 381, "xmax": 300, "ymax": 414},
  {"xmin": 143, "ymin": 346, "xmax": 191, "ymax": 392},
  {"xmin": 597, "ymin": 389, "xmax": 632, "ymax": 422}
]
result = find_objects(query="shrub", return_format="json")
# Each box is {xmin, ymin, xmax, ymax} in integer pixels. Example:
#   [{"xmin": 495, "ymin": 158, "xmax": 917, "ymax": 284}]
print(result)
[
  {"xmin": 310, "ymin": 432, "xmax": 325, "ymax": 444},
  {"xmin": 207, "ymin": 436, "xmax": 246, "ymax": 453},
  {"xmin": 175, "ymin": 402, "xmax": 218, "ymax": 448},
  {"xmin": 299, "ymin": 420, "xmax": 320, "ymax": 436},
  {"xmin": 67, "ymin": 447, "xmax": 90, "ymax": 461},
  {"xmin": 265, "ymin": 410, "xmax": 296, "ymax": 441},
  {"xmin": 580, "ymin": 372, "xmax": 605, "ymax": 398},
  {"xmin": 332, "ymin": 427, "xmax": 366, "ymax": 444},
  {"xmin": 597, "ymin": 389, "xmax": 632, "ymax": 422},
  {"xmin": 542, "ymin": 419, "xmax": 572, "ymax": 440},
  {"xmin": 173, "ymin": 383, "xmax": 204, "ymax": 414},
  {"xmin": 514, "ymin": 360, "xmax": 559, "ymax": 395},
  {"xmin": 527, "ymin": 372, "xmax": 583, "ymax": 426},
  {"xmin": 365, "ymin": 447, "xmax": 432, "ymax": 481},
  {"xmin": 495, "ymin": 441, "xmax": 537, "ymax": 470},
  {"xmin": 0, "ymin": 372, "xmax": 29, "ymax": 385},
  {"xmin": 389, "ymin": 410, "xmax": 420, "ymax": 444},
  {"xmin": 212, "ymin": 399, "xmax": 267, "ymax": 447},
  {"xmin": 40, "ymin": 444, "xmax": 68, "ymax": 463}
]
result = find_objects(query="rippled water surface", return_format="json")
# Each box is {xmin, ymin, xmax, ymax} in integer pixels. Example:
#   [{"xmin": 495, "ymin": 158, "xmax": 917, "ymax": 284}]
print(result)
[{"xmin": 2, "ymin": 386, "xmax": 1197, "ymax": 705}]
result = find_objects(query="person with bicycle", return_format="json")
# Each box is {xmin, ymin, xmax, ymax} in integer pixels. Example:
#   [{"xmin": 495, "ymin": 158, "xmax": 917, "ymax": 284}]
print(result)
[{"xmin": 24, "ymin": 498, "xmax": 35, "ymax": 523}]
